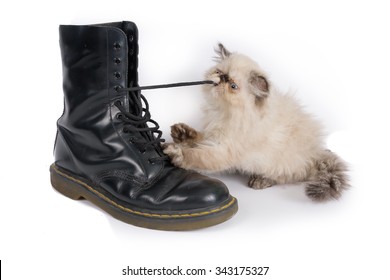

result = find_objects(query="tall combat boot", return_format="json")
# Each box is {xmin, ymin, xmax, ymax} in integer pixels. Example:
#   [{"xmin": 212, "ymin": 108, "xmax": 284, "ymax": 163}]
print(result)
[{"xmin": 50, "ymin": 21, "xmax": 238, "ymax": 230}]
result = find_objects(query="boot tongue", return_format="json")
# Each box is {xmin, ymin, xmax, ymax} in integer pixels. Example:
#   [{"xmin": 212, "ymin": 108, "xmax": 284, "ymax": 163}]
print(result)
[{"xmin": 127, "ymin": 84, "xmax": 142, "ymax": 116}]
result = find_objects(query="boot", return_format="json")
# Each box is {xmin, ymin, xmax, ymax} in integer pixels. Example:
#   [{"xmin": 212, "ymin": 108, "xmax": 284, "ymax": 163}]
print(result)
[{"xmin": 50, "ymin": 21, "xmax": 238, "ymax": 230}]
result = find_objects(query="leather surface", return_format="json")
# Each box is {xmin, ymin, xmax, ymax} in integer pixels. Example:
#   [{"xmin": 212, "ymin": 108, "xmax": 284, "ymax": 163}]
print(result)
[{"xmin": 55, "ymin": 22, "xmax": 230, "ymax": 211}]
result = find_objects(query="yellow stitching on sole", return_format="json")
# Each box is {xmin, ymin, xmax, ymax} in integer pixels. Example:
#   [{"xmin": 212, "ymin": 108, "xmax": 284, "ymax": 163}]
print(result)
[{"xmin": 52, "ymin": 165, "xmax": 235, "ymax": 219}]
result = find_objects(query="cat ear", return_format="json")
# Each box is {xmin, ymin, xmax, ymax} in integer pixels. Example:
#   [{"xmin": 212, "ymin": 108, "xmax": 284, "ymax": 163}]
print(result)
[
  {"xmin": 214, "ymin": 43, "xmax": 231, "ymax": 61},
  {"xmin": 249, "ymin": 71, "xmax": 270, "ymax": 98}
]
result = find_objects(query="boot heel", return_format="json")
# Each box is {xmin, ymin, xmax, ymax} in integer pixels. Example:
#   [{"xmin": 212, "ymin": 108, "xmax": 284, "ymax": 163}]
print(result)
[{"xmin": 50, "ymin": 164, "xmax": 84, "ymax": 200}]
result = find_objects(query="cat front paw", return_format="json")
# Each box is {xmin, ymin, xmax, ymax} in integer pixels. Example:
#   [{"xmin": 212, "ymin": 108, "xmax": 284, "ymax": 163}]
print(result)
[
  {"xmin": 171, "ymin": 123, "xmax": 199, "ymax": 144},
  {"xmin": 248, "ymin": 175, "xmax": 276, "ymax": 189},
  {"xmin": 162, "ymin": 143, "xmax": 184, "ymax": 167}
]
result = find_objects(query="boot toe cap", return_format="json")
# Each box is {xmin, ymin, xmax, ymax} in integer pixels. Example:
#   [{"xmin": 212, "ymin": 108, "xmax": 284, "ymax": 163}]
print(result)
[{"xmin": 140, "ymin": 168, "xmax": 231, "ymax": 212}]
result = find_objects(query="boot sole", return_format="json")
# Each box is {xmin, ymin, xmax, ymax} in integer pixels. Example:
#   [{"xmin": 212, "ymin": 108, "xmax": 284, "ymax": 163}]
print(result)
[{"xmin": 50, "ymin": 164, "xmax": 238, "ymax": 231}]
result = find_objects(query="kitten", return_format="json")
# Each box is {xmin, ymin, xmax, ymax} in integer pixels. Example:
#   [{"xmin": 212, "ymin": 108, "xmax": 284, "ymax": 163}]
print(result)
[{"xmin": 163, "ymin": 43, "xmax": 349, "ymax": 201}]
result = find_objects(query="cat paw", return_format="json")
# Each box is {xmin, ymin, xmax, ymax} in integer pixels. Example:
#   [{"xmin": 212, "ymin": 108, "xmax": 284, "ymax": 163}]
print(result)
[
  {"xmin": 248, "ymin": 175, "xmax": 276, "ymax": 189},
  {"xmin": 171, "ymin": 123, "xmax": 199, "ymax": 144},
  {"xmin": 162, "ymin": 143, "xmax": 184, "ymax": 167}
]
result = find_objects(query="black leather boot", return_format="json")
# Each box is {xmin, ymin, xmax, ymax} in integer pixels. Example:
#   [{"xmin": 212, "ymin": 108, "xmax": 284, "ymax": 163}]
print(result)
[{"xmin": 50, "ymin": 21, "xmax": 238, "ymax": 230}]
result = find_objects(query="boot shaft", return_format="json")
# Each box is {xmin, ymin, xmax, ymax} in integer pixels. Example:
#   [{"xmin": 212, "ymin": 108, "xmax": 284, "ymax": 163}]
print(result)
[
  {"xmin": 59, "ymin": 22, "xmax": 139, "ymax": 124},
  {"xmin": 55, "ymin": 22, "xmax": 163, "ymax": 182}
]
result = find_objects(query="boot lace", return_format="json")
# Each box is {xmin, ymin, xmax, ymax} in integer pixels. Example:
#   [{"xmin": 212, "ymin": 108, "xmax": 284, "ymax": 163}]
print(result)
[
  {"xmin": 114, "ymin": 94, "xmax": 168, "ymax": 164},
  {"xmin": 114, "ymin": 80, "xmax": 214, "ymax": 163}
]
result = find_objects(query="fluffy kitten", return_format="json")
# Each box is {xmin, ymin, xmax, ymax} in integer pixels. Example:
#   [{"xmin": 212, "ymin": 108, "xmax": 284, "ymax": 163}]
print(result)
[{"xmin": 163, "ymin": 43, "xmax": 349, "ymax": 201}]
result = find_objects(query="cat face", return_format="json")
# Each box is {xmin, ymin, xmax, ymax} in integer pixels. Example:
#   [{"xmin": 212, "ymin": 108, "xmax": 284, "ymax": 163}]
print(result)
[{"xmin": 204, "ymin": 43, "xmax": 270, "ymax": 106}]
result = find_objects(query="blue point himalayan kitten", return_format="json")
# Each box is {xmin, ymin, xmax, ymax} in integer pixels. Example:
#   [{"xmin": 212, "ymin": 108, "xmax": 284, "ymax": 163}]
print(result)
[{"xmin": 163, "ymin": 43, "xmax": 349, "ymax": 201}]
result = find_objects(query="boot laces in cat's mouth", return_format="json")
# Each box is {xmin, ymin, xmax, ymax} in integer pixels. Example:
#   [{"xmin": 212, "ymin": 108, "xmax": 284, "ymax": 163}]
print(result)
[{"xmin": 114, "ymin": 80, "xmax": 215, "ymax": 163}]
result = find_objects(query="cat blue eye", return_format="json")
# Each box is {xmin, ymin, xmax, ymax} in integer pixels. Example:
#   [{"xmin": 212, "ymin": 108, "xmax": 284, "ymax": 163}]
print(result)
[{"xmin": 230, "ymin": 83, "xmax": 238, "ymax": 90}]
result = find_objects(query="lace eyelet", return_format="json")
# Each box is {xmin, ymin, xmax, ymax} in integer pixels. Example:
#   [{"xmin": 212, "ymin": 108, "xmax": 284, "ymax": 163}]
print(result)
[
  {"xmin": 116, "ymin": 113, "xmax": 123, "ymax": 120},
  {"xmin": 114, "ymin": 72, "xmax": 121, "ymax": 79},
  {"xmin": 114, "ymin": 85, "xmax": 122, "ymax": 93},
  {"xmin": 122, "ymin": 127, "xmax": 129, "ymax": 133},
  {"xmin": 128, "ymin": 35, "xmax": 134, "ymax": 42},
  {"xmin": 113, "ymin": 57, "xmax": 121, "ymax": 64},
  {"xmin": 129, "ymin": 49, "xmax": 134, "ymax": 55},
  {"xmin": 113, "ymin": 42, "xmax": 121, "ymax": 49}
]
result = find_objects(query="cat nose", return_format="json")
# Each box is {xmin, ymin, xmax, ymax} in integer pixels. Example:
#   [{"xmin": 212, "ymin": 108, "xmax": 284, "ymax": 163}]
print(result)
[{"xmin": 220, "ymin": 74, "xmax": 229, "ymax": 83}]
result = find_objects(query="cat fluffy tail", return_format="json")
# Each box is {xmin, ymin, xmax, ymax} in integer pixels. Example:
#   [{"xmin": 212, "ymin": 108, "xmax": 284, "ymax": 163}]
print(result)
[{"xmin": 305, "ymin": 150, "xmax": 350, "ymax": 202}]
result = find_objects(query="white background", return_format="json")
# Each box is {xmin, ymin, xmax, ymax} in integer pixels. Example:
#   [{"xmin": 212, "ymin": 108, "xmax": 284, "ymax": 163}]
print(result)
[{"xmin": 1, "ymin": 0, "xmax": 389, "ymax": 279}]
